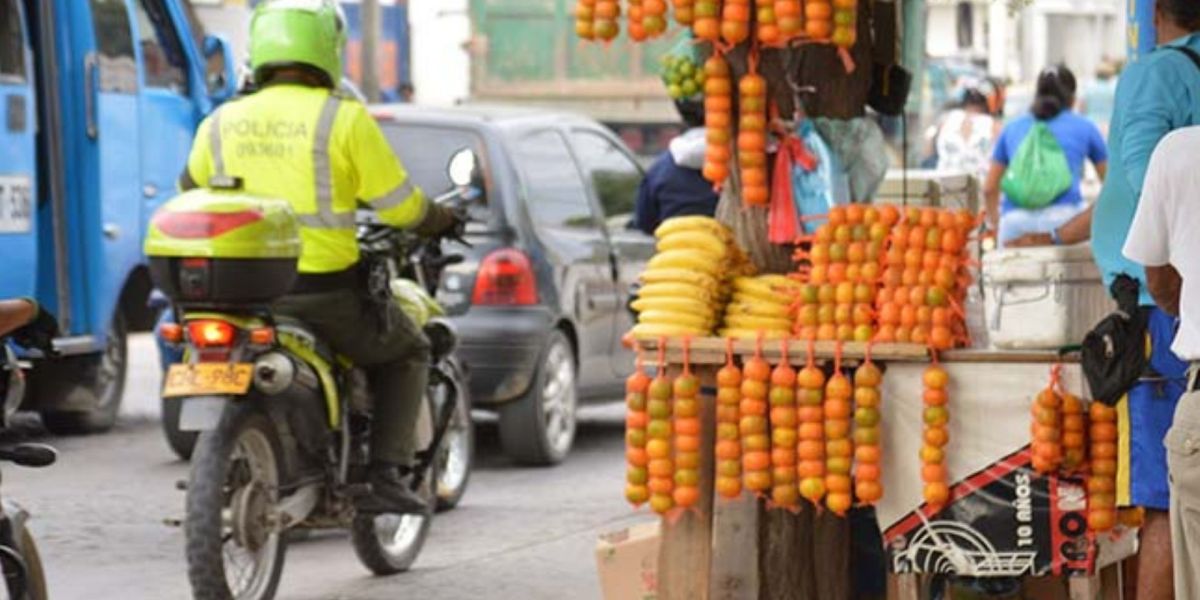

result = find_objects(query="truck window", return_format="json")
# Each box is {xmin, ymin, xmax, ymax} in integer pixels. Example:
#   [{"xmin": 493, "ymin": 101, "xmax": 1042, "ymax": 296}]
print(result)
[
  {"xmin": 569, "ymin": 130, "xmax": 643, "ymax": 220},
  {"xmin": 0, "ymin": 0, "xmax": 25, "ymax": 82},
  {"xmin": 90, "ymin": 0, "xmax": 138, "ymax": 93},
  {"xmin": 512, "ymin": 130, "xmax": 597, "ymax": 229},
  {"xmin": 134, "ymin": 0, "xmax": 188, "ymax": 93}
]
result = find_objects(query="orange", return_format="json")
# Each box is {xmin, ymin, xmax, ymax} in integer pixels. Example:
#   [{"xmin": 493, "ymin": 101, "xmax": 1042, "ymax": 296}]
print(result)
[
  {"xmin": 716, "ymin": 477, "xmax": 742, "ymax": 499},
  {"xmin": 799, "ymin": 477, "xmax": 827, "ymax": 500},
  {"xmin": 676, "ymin": 435, "xmax": 700, "ymax": 453},
  {"xmin": 873, "ymin": 324, "xmax": 897, "ymax": 343},
  {"xmin": 1090, "ymin": 402, "xmax": 1117, "ymax": 422},
  {"xmin": 826, "ymin": 455, "xmax": 852, "ymax": 475},
  {"xmin": 1092, "ymin": 459, "xmax": 1118, "ymax": 477},
  {"xmin": 744, "ymin": 471, "xmax": 772, "ymax": 491},
  {"xmin": 1088, "ymin": 509, "xmax": 1116, "ymax": 532},
  {"xmin": 921, "ymin": 463, "xmax": 947, "ymax": 483},
  {"xmin": 924, "ymin": 426, "xmax": 949, "ymax": 448},
  {"xmin": 771, "ymin": 407, "xmax": 798, "ymax": 428},
  {"xmin": 743, "ymin": 451, "xmax": 770, "ymax": 471},
  {"xmin": 649, "ymin": 492, "xmax": 674, "ymax": 513},
  {"xmin": 826, "ymin": 492, "xmax": 853, "ymax": 514},
  {"xmin": 674, "ymin": 469, "xmax": 700, "ymax": 487},
  {"xmin": 854, "ymin": 386, "xmax": 881, "ymax": 409},
  {"xmin": 878, "ymin": 204, "xmax": 900, "ymax": 226},
  {"xmin": 923, "ymin": 366, "xmax": 949, "ymax": 389},
  {"xmin": 919, "ymin": 208, "xmax": 938, "ymax": 228},
  {"xmin": 627, "ymin": 447, "xmax": 649, "ymax": 467},
  {"xmin": 772, "ymin": 485, "xmax": 800, "ymax": 506},
  {"xmin": 1092, "ymin": 442, "xmax": 1117, "ymax": 460},
  {"xmin": 740, "ymin": 398, "xmax": 767, "ymax": 417},
  {"xmin": 853, "ymin": 427, "xmax": 880, "ymax": 445},
  {"xmin": 923, "ymin": 388, "xmax": 948, "ymax": 406},
  {"xmin": 717, "ymin": 459, "xmax": 741, "ymax": 478},
  {"xmin": 826, "ymin": 475, "xmax": 852, "ymax": 494},
  {"xmin": 626, "ymin": 411, "xmax": 648, "ymax": 429},
  {"xmin": 716, "ymin": 440, "xmax": 741, "ymax": 460},
  {"xmin": 673, "ymin": 486, "xmax": 701, "ymax": 507},
  {"xmin": 626, "ymin": 484, "xmax": 650, "ymax": 504},
  {"xmin": 826, "ymin": 374, "xmax": 852, "ymax": 399},
  {"xmin": 771, "ymin": 428, "xmax": 798, "ymax": 448},
  {"xmin": 649, "ymin": 459, "xmax": 674, "ymax": 478},
  {"xmin": 1090, "ymin": 422, "xmax": 1118, "ymax": 442},
  {"xmin": 919, "ymin": 445, "xmax": 944, "ymax": 464},
  {"xmin": 742, "ymin": 434, "xmax": 769, "ymax": 452},
  {"xmin": 855, "ymin": 480, "xmax": 883, "ymax": 503},
  {"xmin": 855, "ymin": 463, "xmax": 881, "ymax": 482},
  {"xmin": 805, "ymin": 18, "xmax": 832, "ymax": 39},
  {"xmin": 825, "ymin": 399, "xmax": 852, "ymax": 419},
  {"xmin": 826, "ymin": 438, "xmax": 853, "ymax": 458},
  {"xmin": 923, "ymin": 482, "xmax": 951, "ymax": 506},
  {"xmin": 744, "ymin": 357, "xmax": 771, "ymax": 381},
  {"xmin": 740, "ymin": 415, "xmax": 768, "ymax": 435},
  {"xmin": 772, "ymin": 446, "xmax": 797, "ymax": 465}
]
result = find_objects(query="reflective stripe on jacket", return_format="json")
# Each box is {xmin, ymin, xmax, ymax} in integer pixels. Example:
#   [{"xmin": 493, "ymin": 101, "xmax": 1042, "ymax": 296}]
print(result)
[{"xmin": 185, "ymin": 84, "xmax": 426, "ymax": 273}]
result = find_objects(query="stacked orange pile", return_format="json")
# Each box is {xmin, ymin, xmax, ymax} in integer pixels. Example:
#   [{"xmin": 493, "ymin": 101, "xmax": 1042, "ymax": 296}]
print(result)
[
  {"xmin": 793, "ymin": 205, "xmax": 888, "ymax": 342},
  {"xmin": 873, "ymin": 206, "xmax": 975, "ymax": 349}
]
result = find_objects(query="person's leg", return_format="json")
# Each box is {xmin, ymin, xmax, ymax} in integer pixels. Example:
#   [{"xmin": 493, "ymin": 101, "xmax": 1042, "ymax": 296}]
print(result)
[
  {"xmin": 1167, "ymin": 388, "xmax": 1200, "ymax": 599},
  {"xmin": 1137, "ymin": 510, "xmax": 1175, "ymax": 600},
  {"xmin": 1124, "ymin": 309, "xmax": 1189, "ymax": 600},
  {"xmin": 362, "ymin": 308, "xmax": 431, "ymax": 467}
]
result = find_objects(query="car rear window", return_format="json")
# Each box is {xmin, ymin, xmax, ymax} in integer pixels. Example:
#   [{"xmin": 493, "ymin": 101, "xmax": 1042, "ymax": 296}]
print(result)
[{"xmin": 379, "ymin": 122, "xmax": 488, "ymax": 200}]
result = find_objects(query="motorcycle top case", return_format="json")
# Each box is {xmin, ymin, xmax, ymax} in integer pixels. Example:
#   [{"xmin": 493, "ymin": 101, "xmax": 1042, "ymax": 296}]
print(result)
[{"xmin": 145, "ymin": 189, "xmax": 301, "ymax": 305}]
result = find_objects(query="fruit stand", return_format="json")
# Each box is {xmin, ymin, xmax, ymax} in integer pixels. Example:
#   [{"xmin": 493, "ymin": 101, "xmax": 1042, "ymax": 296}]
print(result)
[
  {"xmin": 570, "ymin": 2, "xmax": 1136, "ymax": 598},
  {"xmin": 625, "ymin": 338, "xmax": 1136, "ymax": 600}
]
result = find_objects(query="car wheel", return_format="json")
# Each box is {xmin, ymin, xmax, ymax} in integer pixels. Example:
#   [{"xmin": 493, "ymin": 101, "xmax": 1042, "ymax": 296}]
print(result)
[
  {"xmin": 36, "ymin": 313, "xmax": 127, "ymax": 435},
  {"xmin": 498, "ymin": 330, "xmax": 577, "ymax": 466}
]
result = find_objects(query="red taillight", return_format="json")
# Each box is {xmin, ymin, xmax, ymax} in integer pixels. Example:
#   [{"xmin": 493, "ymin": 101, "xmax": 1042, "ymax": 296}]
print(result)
[
  {"xmin": 472, "ymin": 249, "xmax": 538, "ymax": 306},
  {"xmin": 187, "ymin": 319, "xmax": 236, "ymax": 348},
  {"xmin": 153, "ymin": 210, "xmax": 263, "ymax": 239}
]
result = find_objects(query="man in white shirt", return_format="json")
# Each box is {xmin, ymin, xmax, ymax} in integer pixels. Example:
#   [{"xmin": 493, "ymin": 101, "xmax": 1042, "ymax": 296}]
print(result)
[{"xmin": 1124, "ymin": 125, "xmax": 1200, "ymax": 599}]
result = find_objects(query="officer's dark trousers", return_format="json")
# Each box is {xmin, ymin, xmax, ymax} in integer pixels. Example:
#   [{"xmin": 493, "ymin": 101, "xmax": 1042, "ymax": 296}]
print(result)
[{"xmin": 274, "ymin": 288, "xmax": 431, "ymax": 465}]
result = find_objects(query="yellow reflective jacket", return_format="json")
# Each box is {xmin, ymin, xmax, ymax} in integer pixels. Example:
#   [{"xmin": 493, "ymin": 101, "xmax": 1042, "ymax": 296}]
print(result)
[{"xmin": 185, "ymin": 84, "xmax": 427, "ymax": 273}]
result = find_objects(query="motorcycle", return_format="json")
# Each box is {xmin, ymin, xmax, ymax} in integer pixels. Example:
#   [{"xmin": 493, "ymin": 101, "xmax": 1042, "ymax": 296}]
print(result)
[
  {"xmin": 0, "ymin": 309, "xmax": 58, "ymax": 600},
  {"xmin": 149, "ymin": 152, "xmax": 478, "ymax": 599}
]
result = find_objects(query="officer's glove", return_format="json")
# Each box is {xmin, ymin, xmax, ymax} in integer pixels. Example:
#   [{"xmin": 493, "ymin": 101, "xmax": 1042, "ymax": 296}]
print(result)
[{"xmin": 414, "ymin": 203, "xmax": 465, "ymax": 238}]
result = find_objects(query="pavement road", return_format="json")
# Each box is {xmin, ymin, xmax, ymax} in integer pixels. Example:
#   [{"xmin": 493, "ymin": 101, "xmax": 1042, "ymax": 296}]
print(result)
[{"xmin": 5, "ymin": 335, "xmax": 645, "ymax": 600}]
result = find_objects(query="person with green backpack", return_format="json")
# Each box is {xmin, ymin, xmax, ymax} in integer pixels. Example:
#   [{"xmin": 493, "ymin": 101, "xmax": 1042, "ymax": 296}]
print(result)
[{"xmin": 982, "ymin": 65, "xmax": 1108, "ymax": 247}]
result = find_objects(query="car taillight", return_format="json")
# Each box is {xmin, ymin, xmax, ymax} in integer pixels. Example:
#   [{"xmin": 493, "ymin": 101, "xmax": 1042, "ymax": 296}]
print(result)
[
  {"xmin": 472, "ymin": 248, "xmax": 537, "ymax": 306},
  {"xmin": 153, "ymin": 210, "xmax": 263, "ymax": 239},
  {"xmin": 187, "ymin": 319, "xmax": 236, "ymax": 348},
  {"xmin": 158, "ymin": 322, "xmax": 183, "ymax": 344}
]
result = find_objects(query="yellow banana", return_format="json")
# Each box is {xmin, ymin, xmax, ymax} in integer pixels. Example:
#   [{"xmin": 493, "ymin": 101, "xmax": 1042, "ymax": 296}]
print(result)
[
  {"xmin": 630, "ymin": 322, "xmax": 707, "ymax": 339},
  {"xmin": 757, "ymin": 274, "xmax": 803, "ymax": 289},
  {"xmin": 656, "ymin": 230, "xmax": 728, "ymax": 259},
  {"xmin": 639, "ymin": 268, "xmax": 719, "ymax": 291},
  {"xmin": 647, "ymin": 250, "xmax": 723, "ymax": 276},
  {"xmin": 638, "ymin": 281, "xmax": 713, "ymax": 303},
  {"xmin": 723, "ymin": 314, "xmax": 793, "ymax": 331},
  {"xmin": 637, "ymin": 310, "xmax": 712, "ymax": 330},
  {"xmin": 733, "ymin": 277, "xmax": 798, "ymax": 304},
  {"xmin": 725, "ymin": 301, "xmax": 792, "ymax": 319},
  {"xmin": 631, "ymin": 296, "xmax": 716, "ymax": 318},
  {"xmin": 654, "ymin": 216, "xmax": 731, "ymax": 241},
  {"xmin": 718, "ymin": 328, "xmax": 788, "ymax": 341}
]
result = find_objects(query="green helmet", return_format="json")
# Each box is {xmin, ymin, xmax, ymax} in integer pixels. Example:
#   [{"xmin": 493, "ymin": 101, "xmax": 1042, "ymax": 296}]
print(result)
[{"xmin": 249, "ymin": 0, "xmax": 347, "ymax": 86}]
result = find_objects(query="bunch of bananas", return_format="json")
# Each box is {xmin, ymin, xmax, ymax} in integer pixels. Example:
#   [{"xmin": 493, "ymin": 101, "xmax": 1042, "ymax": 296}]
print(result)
[
  {"xmin": 630, "ymin": 216, "xmax": 752, "ymax": 338},
  {"xmin": 719, "ymin": 275, "xmax": 799, "ymax": 339}
]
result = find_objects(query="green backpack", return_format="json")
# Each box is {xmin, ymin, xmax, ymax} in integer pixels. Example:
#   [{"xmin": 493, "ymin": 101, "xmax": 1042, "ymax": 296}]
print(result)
[{"xmin": 1000, "ymin": 122, "xmax": 1073, "ymax": 209}]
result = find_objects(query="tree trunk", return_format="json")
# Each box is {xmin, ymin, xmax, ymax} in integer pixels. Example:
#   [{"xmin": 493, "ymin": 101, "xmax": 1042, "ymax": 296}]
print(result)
[{"xmin": 715, "ymin": 0, "xmax": 877, "ymax": 274}]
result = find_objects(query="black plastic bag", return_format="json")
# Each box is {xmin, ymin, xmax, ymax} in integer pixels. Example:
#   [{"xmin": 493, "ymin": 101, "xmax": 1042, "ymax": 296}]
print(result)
[{"xmin": 1081, "ymin": 275, "xmax": 1149, "ymax": 406}]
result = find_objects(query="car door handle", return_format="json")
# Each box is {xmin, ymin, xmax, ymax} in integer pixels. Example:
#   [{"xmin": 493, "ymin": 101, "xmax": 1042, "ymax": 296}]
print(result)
[
  {"xmin": 143, "ymin": 184, "xmax": 159, "ymax": 198},
  {"xmin": 84, "ymin": 52, "xmax": 98, "ymax": 139},
  {"xmin": 588, "ymin": 295, "xmax": 620, "ymax": 311}
]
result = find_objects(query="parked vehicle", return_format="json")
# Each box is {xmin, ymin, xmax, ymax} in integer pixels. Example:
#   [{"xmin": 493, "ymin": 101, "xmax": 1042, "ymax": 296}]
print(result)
[
  {"xmin": 373, "ymin": 104, "xmax": 655, "ymax": 465},
  {"xmin": 147, "ymin": 168, "xmax": 475, "ymax": 599},
  {"xmin": 0, "ymin": 309, "xmax": 60, "ymax": 600},
  {"xmin": 0, "ymin": 0, "xmax": 236, "ymax": 433}
]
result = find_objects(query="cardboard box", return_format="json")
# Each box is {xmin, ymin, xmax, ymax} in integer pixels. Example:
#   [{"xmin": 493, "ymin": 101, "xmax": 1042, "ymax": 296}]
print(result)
[{"xmin": 595, "ymin": 521, "xmax": 660, "ymax": 600}]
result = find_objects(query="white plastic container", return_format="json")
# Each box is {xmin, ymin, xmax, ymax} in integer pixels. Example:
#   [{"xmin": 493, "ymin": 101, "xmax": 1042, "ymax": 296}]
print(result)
[{"xmin": 982, "ymin": 243, "xmax": 1114, "ymax": 350}]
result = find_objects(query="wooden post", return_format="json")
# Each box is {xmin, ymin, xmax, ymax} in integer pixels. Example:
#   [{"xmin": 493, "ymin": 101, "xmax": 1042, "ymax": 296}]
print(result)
[
  {"xmin": 659, "ymin": 367, "xmax": 717, "ymax": 600},
  {"xmin": 709, "ymin": 494, "xmax": 760, "ymax": 600},
  {"xmin": 760, "ymin": 503, "xmax": 816, "ymax": 600},
  {"xmin": 894, "ymin": 573, "xmax": 920, "ymax": 600}
]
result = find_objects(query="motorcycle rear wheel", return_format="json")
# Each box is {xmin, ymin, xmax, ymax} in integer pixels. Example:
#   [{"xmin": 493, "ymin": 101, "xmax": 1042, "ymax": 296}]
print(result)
[{"xmin": 186, "ymin": 405, "xmax": 287, "ymax": 600}]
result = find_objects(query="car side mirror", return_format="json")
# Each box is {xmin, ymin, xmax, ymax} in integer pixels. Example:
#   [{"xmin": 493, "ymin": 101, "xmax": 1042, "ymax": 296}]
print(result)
[
  {"xmin": 447, "ymin": 148, "xmax": 479, "ymax": 188},
  {"xmin": 203, "ymin": 35, "xmax": 237, "ymax": 103}
]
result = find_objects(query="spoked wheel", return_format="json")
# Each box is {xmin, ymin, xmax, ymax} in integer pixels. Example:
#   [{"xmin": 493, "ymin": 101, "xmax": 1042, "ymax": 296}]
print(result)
[
  {"xmin": 351, "ymin": 400, "xmax": 437, "ymax": 575},
  {"xmin": 499, "ymin": 330, "xmax": 578, "ymax": 465},
  {"xmin": 434, "ymin": 361, "xmax": 473, "ymax": 511},
  {"xmin": 186, "ymin": 406, "xmax": 286, "ymax": 600}
]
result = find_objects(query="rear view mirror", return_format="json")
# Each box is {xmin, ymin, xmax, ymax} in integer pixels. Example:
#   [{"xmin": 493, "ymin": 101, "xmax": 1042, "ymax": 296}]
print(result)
[
  {"xmin": 447, "ymin": 148, "xmax": 479, "ymax": 188},
  {"xmin": 203, "ymin": 35, "xmax": 237, "ymax": 103}
]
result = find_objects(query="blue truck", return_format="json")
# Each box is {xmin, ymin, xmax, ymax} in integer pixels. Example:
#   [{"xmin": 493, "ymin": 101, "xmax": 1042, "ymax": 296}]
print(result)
[{"xmin": 0, "ymin": 0, "xmax": 235, "ymax": 433}]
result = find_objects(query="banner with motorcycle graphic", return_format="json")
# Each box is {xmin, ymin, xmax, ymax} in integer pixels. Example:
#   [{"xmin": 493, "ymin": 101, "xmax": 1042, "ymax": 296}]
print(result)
[{"xmin": 874, "ymin": 361, "xmax": 1137, "ymax": 577}]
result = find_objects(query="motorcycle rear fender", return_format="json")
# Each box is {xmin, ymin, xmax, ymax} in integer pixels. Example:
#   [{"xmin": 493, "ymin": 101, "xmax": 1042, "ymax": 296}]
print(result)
[{"xmin": 179, "ymin": 396, "xmax": 229, "ymax": 432}]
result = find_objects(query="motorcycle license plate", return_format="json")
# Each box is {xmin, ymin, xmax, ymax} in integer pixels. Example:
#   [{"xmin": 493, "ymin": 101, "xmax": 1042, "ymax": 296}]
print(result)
[{"xmin": 162, "ymin": 363, "xmax": 254, "ymax": 398}]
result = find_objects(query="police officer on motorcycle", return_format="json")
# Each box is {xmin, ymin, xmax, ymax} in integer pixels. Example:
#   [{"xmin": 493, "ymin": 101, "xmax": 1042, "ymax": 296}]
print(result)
[{"xmin": 179, "ymin": 0, "xmax": 460, "ymax": 515}]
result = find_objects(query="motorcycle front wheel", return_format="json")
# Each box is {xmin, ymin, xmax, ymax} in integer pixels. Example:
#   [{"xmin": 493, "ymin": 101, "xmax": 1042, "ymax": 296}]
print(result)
[{"xmin": 186, "ymin": 405, "xmax": 287, "ymax": 600}]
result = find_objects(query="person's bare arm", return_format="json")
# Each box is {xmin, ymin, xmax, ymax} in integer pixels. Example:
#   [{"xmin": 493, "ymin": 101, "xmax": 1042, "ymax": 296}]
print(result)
[
  {"xmin": 982, "ymin": 161, "xmax": 1005, "ymax": 231},
  {"xmin": 1006, "ymin": 205, "xmax": 1094, "ymax": 247},
  {"xmin": 0, "ymin": 299, "xmax": 36, "ymax": 338},
  {"xmin": 1094, "ymin": 161, "xmax": 1107, "ymax": 182},
  {"xmin": 1146, "ymin": 264, "xmax": 1182, "ymax": 317}
]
